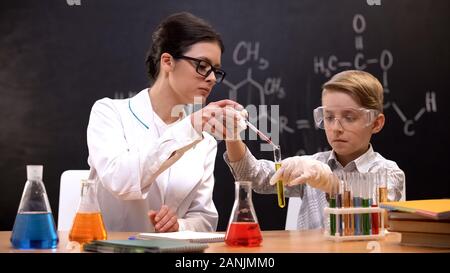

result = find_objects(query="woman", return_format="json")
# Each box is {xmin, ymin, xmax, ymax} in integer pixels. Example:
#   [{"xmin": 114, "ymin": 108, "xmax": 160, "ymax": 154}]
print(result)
[{"xmin": 87, "ymin": 12, "xmax": 241, "ymax": 232}]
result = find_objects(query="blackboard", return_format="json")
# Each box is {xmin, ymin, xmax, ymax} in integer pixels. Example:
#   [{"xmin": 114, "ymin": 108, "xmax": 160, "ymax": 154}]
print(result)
[{"xmin": 0, "ymin": 0, "xmax": 448, "ymax": 231}]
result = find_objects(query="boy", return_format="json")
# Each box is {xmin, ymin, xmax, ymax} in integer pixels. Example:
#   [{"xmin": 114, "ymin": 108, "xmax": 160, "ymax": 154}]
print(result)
[{"xmin": 223, "ymin": 70, "xmax": 405, "ymax": 230}]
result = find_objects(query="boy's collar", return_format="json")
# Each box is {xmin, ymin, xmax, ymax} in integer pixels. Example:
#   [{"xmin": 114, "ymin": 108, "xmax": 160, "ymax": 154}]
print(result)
[{"xmin": 327, "ymin": 144, "xmax": 376, "ymax": 172}]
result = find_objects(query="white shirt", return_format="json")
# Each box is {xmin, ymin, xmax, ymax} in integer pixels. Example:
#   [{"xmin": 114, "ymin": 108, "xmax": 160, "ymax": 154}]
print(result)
[
  {"xmin": 224, "ymin": 144, "xmax": 405, "ymax": 230},
  {"xmin": 87, "ymin": 89, "xmax": 218, "ymax": 232}
]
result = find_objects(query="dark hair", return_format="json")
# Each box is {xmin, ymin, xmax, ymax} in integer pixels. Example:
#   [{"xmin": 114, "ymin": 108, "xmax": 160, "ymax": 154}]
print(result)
[{"xmin": 145, "ymin": 12, "xmax": 225, "ymax": 80}]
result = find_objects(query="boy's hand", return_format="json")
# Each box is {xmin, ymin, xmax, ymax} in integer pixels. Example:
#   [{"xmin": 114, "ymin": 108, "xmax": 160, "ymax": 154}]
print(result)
[
  {"xmin": 148, "ymin": 205, "xmax": 179, "ymax": 232},
  {"xmin": 269, "ymin": 157, "xmax": 336, "ymax": 193}
]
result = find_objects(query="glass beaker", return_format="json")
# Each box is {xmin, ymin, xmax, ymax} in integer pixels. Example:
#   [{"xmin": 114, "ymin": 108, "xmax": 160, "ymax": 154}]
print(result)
[
  {"xmin": 10, "ymin": 165, "xmax": 59, "ymax": 249},
  {"xmin": 69, "ymin": 179, "xmax": 107, "ymax": 244},
  {"xmin": 225, "ymin": 181, "xmax": 262, "ymax": 247}
]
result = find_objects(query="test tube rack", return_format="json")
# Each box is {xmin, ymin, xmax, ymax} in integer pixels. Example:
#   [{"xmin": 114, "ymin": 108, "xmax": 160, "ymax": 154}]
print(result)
[{"xmin": 324, "ymin": 207, "xmax": 385, "ymax": 241}]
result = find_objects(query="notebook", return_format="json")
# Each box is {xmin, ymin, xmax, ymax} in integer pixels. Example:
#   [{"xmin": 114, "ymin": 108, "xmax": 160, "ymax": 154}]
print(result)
[
  {"xmin": 83, "ymin": 238, "xmax": 208, "ymax": 253},
  {"xmin": 380, "ymin": 199, "xmax": 450, "ymax": 220},
  {"xmin": 137, "ymin": 231, "xmax": 225, "ymax": 243}
]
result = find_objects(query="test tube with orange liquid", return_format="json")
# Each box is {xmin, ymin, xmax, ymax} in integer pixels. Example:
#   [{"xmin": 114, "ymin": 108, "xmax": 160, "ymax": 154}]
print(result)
[{"xmin": 376, "ymin": 169, "xmax": 389, "ymax": 229}]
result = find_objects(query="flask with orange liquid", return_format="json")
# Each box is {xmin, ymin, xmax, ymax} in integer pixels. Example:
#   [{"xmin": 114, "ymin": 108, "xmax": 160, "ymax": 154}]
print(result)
[
  {"xmin": 69, "ymin": 179, "xmax": 107, "ymax": 244},
  {"xmin": 225, "ymin": 181, "xmax": 262, "ymax": 247}
]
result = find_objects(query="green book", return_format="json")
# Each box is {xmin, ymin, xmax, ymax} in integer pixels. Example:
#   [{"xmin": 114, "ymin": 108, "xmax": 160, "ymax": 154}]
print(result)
[{"xmin": 83, "ymin": 238, "xmax": 209, "ymax": 253}]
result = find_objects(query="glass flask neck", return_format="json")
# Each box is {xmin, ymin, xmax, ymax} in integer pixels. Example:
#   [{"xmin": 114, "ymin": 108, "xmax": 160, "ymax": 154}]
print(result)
[
  {"xmin": 77, "ymin": 179, "xmax": 101, "ymax": 213},
  {"xmin": 234, "ymin": 181, "xmax": 253, "ymax": 206},
  {"xmin": 27, "ymin": 165, "xmax": 43, "ymax": 181},
  {"xmin": 18, "ymin": 179, "xmax": 52, "ymax": 213},
  {"xmin": 229, "ymin": 181, "xmax": 259, "ymax": 223}
]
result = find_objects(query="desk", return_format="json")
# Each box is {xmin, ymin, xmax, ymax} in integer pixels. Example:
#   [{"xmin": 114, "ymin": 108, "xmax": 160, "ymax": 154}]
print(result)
[{"xmin": 1, "ymin": 230, "xmax": 448, "ymax": 253}]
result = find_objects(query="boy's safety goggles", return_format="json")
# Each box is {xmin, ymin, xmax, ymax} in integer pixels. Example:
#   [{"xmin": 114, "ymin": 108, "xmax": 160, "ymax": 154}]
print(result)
[{"xmin": 313, "ymin": 106, "xmax": 379, "ymax": 130}]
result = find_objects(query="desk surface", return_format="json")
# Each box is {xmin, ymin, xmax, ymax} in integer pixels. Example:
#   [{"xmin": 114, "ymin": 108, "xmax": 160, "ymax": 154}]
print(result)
[{"xmin": 1, "ymin": 230, "xmax": 449, "ymax": 253}]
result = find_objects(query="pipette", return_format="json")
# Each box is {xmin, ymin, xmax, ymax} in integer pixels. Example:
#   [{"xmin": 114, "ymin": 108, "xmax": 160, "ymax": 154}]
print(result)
[{"xmin": 244, "ymin": 120, "xmax": 278, "ymax": 150}]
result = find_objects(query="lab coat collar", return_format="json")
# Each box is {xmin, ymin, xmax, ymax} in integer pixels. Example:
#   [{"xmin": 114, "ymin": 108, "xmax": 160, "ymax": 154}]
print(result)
[
  {"xmin": 128, "ymin": 88, "xmax": 154, "ymax": 130},
  {"xmin": 129, "ymin": 88, "xmax": 188, "ymax": 129}
]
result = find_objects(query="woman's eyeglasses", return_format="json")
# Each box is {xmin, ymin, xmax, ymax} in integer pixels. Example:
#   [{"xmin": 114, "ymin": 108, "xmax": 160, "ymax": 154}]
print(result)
[{"xmin": 175, "ymin": 55, "xmax": 226, "ymax": 83}]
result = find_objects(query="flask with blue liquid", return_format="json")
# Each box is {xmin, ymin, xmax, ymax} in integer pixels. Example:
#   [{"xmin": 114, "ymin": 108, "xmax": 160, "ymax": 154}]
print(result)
[{"xmin": 10, "ymin": 165, "xmax": 59, "ymax": 249}]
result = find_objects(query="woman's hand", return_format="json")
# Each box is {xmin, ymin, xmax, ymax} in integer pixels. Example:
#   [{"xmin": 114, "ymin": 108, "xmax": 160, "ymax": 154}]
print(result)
[
  {"xmin": 190, "ymin": 99, "xmax": 247, "ymax": 140},
  {"xmin": 148, "ymin": 205, "xmax": 179, "ymax": 232}
]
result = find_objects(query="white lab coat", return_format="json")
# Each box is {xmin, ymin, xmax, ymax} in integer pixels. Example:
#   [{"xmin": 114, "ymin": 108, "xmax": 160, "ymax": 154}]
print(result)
[{"xmin": 86, "ymin": 89, "xmax": 218, "ymax": 232}]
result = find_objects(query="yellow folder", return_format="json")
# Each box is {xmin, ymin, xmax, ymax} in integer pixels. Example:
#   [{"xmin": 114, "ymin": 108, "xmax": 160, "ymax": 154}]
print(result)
[{"xmin": 380, "ymin": 199, "xmax": 450, "ymax": 220}]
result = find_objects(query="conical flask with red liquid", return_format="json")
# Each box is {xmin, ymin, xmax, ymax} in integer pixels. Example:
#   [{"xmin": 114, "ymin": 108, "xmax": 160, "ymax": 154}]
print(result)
[
  {"xmin": 69, "ymin": 179, "xmax": 107, "ymax": 244},
  {"xmin": 10, "ymin": 165, "xmax": 59, "ymax": 249},
  {"xmin": 225, "ymin": 181, "xmax": 262, "ymax": 247}
]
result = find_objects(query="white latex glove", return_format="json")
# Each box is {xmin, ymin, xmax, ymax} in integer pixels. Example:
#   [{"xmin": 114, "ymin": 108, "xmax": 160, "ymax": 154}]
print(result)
[{"xmin": 269, "ymin": 156, "xmax": 336, "ymax": 193}]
